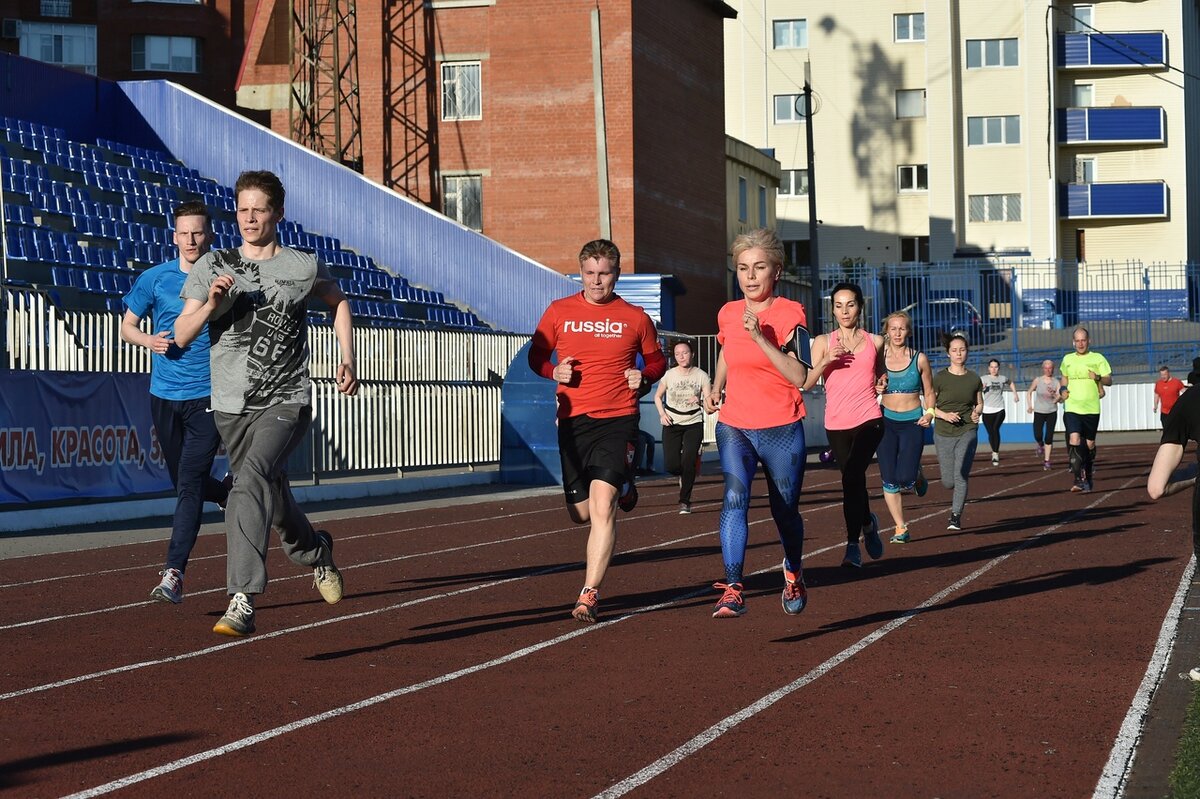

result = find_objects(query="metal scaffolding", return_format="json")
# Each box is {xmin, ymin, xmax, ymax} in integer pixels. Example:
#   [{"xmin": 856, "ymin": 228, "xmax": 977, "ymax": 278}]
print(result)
[{"xmin": 290, "ymin": 0, "xmax": 363, "ymax": 172}]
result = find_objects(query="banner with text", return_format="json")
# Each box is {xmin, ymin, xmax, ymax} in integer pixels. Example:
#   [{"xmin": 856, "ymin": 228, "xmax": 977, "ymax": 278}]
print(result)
[{"xmin": 0, "ymin": 372, "xmax": 180, "ymax": 503}]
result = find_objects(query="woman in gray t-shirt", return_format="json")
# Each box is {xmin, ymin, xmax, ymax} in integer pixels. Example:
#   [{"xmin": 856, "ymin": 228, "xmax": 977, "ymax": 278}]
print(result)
[
  {"xmin": 1026, "ymin": 359, "xmax": 1062, "ymax": 470},
  {"xmin": 980, "ymin": 359, "xmax": 1019, "ymax": 466}
]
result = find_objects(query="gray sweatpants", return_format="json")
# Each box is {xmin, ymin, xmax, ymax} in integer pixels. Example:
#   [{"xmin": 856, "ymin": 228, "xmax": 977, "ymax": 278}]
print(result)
[
  {"xmin": 214, "ymin": 404, "xmax": 329, "ymax": 595},
  {"xmin": 934, "ymin": 431, "xmax": 978, "ymax": 515}
]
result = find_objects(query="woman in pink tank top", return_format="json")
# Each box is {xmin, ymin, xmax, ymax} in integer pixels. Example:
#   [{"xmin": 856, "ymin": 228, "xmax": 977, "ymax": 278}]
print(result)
[{"xmin": 803, "ymin": 282, "xmax": 886, "ymax": 568}]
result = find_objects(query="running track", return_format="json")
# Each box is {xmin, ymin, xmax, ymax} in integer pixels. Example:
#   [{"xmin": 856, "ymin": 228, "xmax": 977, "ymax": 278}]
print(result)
[{"xmin": 1, "ymin": 442, "xmax": 1194, "ymax": 798}]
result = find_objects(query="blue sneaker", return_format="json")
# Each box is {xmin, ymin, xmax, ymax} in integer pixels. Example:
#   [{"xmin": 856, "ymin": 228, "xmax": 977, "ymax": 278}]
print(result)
[
  {"xmin": 841, "ymin": 542, "xmax": 862, "ymax": 568},
  {"xmin": 890, "ymin": 525, "xmax": 910, "ymax": 544},
  {"xmin": 712, "ymin": 582, "xmax": 746, "ymax": 618},
  {"xmin": 914, "ymin": 469, "xmax": 928, "ymax": 497},
  {"xmin": 781, "ymin": 560, "xmax": 807, "ymax": 615},
  {"xmin": 862, "ymin": 513, "xmax": 884, "ymax": 560}
]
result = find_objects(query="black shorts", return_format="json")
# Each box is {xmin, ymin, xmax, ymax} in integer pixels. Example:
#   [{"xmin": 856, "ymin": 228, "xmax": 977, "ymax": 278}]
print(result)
[
  {"xmin": 1063, "ymin": 412, "xmax": 1100, "ymax": 442},
  {"xmin": 558, "ymin": 413, "xmax": 638, "ymax": 504}
]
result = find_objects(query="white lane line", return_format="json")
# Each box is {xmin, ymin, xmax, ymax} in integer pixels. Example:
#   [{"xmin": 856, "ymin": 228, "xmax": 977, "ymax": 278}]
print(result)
[
  {"xmin": 1094, "ymin": 553, "xmax": 1198, "ymax": 798},
  {"xmin": 0, "ymin": 473, "xmax": 852, "ymax": 588},
  {"xmin": 58, "ymin": 540, "xmax": 853, "ymax": 799},
  {"xmin": 0, "ymin": 475, "xmax": 851, "ymax": 629},
  {"xmin": 592, "ymin": 475, "xmax": 1145, "ymax": 798},
  {"xmin": 1, "ymin": 506, "xmax": 842, "ymax": 703},
  {"xmin": 61, "ymin": 472, "xmax": 1110, "ymax": 798}
]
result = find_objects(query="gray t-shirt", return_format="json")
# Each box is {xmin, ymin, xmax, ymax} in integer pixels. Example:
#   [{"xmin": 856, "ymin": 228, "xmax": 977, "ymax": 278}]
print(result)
[
  {"xmin": 181, "ymin": 247, "xmax": 334, "ymax": 414},
  {"xmin": 980, "ymin": 374, "xmax": 1012, "ymax": 413}
]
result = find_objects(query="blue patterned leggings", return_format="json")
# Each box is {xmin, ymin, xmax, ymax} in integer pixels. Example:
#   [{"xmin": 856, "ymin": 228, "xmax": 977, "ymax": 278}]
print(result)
[{"xmin": 715, "ymin": 420, "xmax": 807, "ymax": 584}]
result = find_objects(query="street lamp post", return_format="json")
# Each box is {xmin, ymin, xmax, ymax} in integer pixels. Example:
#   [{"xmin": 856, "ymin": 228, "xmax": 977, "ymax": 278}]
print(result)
[{"xmin": 803, "ymin": 61, "xmax": 820, "ymax": 329}]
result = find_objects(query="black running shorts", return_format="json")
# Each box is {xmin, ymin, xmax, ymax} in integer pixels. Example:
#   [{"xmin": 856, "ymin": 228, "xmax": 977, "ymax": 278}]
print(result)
[
  {"xmin": 1063, "ymin": 411, "xmax": 1100, "ymax": 442},
  {"xmin": 557, "ymin": 413, "xmax": 638, "ymax": 504}
]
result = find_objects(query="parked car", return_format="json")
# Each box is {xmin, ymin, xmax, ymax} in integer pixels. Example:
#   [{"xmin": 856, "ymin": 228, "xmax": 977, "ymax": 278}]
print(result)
[{"xmin": 896, "ymin": 298, "xmax": 992, "ymax": 350}]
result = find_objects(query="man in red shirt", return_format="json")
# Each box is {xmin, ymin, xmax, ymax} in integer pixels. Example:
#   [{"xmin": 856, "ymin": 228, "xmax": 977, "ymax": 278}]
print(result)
[
  {"xmin": 528, "ymin": 239, "xmax": 667, "ymax": 623},
  {"xmin": 1154, "ymin": 365, "xmax": 1186, "ymax": 427}
]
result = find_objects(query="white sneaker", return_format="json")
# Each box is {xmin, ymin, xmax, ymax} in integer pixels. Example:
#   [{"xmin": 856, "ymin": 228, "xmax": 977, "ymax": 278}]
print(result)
[
  {"xmin": 213, "ymin": 592, "xmax": 255, "ymax": 636},
  {"xmin": 1189, "ymin": 666, "xmax": 1200, "ymax": 682},
  {"xmin": 150, "ymin": 568, "xmax": 183, "ymax": 604},
  {"xmin": 313, "ymin": 530, "xmax": 344, "ymax": 604},
  {"xmin": 991, "ymin": 453, "xmax": 1000, "ymax": 466}
]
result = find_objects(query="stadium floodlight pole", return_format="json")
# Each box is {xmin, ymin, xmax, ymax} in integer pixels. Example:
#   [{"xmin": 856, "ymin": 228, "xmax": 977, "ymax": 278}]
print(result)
[{"xmin": 803, "ymin": 61, "xmax": 820, "ymax": 329}]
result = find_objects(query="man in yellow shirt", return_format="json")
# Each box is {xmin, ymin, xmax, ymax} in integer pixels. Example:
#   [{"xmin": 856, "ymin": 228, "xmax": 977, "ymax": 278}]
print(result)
[{"xmin": 1060, "ymin": 327, "xmax": 1112, "ymax": 492}]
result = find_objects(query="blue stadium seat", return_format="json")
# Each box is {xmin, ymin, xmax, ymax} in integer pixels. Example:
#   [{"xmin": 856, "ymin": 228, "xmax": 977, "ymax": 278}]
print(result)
[
  {"xmin": 50, "ymin": 267, "xmax": 74, "ymax": 286},
  {"xmin": 5, "ymin": 228, "xmax": 28, "ymax": 260}
]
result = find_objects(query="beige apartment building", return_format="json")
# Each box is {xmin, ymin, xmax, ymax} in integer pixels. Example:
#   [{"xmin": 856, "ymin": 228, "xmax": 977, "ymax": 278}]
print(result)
[{"xmin": 724, "ymin": 1, "xmax": 1200, "ymax": 268}]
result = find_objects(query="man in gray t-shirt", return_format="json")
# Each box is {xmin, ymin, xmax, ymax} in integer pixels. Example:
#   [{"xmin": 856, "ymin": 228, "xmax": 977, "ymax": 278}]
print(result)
[{"xmin": 176, "ymin": 169, "xmax": 359, "ymax": 638}]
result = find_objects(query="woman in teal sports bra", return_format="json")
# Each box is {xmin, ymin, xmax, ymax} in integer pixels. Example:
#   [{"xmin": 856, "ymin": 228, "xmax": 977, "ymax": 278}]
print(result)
[{"xmin": 877, "ymin": 311, "xmax": 934, "ymax": 543}]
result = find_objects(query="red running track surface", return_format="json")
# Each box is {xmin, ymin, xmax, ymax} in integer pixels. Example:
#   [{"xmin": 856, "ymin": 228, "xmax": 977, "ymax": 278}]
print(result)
[{"xmin": 0, "ymin": 443, "xmax": 1192, "ymax": 798}]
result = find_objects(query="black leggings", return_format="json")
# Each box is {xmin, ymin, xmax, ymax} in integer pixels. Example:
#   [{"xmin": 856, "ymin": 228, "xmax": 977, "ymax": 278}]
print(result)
[
  {"xmin": 1032, "ymin": 411, "xmax": 1057, "ymax": 447},
  {"xmin": 982, "ymin": 409, "xmax": 1005, "ymax": 453},
  {"xmin": 826, "ymin": 418, "xmax": 884, "ymax": 543},
  {"xmin": 662, "ymin": 422, "xmax": 704, "ymax": 503}
]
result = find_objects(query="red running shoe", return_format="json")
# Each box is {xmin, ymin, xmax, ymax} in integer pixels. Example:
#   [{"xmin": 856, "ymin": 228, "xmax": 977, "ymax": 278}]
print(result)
[
  {"xmin": 572, "ymin": 587, "xmax": 599, "ymax": 623},
  {"xmin": 712, "ymin": 582, "xmax": 746, "ymax": 618}
]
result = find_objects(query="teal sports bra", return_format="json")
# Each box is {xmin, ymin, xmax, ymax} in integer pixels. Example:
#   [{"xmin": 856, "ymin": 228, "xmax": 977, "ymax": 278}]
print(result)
[{"xmin": 884, "ymin": 349, "xmax": 922, "ymax": 394}]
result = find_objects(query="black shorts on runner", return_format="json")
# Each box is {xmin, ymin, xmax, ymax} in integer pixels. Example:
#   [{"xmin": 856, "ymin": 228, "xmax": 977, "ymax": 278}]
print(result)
[
  {"xmin": 558, "ymin": 413, "xmax": 638, "ymax": 504},
  {"xmin": 1063, "ymin": 411, "xmax": 1100, "ymax": 442}
]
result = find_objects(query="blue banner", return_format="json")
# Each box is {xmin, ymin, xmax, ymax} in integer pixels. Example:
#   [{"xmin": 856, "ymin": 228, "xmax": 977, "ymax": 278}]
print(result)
[{"xmin": 0, "ymin": 371, "xmax": 215, "ymax": 504}]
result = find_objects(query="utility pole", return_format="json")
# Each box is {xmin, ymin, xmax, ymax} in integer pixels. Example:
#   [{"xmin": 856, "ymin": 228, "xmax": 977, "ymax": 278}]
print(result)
[{"xmin": 803, "ymin": 61, "xmax": 820, "ymax": 329}]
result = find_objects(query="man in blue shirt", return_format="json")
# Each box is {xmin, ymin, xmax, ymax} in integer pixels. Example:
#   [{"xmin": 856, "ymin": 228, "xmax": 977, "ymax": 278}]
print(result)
[{"xmin": 121, "ymin": 201, "xmax": 230, "ymax": 604}]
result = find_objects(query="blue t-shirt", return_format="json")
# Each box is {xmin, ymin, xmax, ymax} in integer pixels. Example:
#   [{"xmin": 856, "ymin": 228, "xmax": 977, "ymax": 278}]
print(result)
[{"xmin": 123, "ymin": 259, "xmax": 213, "ymax": 401}]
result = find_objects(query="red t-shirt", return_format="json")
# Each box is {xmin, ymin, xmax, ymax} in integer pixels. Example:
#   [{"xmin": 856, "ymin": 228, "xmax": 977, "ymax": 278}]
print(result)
[
  {"xmin": 716, "ymin": 297, "xmax": 807, "ymax": 429},
  {"xmin": 528, "ymin": 292, "xmax": 667, "ymax": 420},
  {"xmin": 1156, "ymin": 377, "xmax": 1186, "ymax": 415}
]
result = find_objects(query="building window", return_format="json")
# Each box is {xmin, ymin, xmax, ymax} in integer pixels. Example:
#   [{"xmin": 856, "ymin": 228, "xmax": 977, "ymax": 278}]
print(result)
[
  {"xmin": 443, "ymin": 174, "xmax": 482, "ymax": 230},
  {"xmin": 1071, "ymin": 84, "xmax": 1094, "ymax": 107},
  {"xmin": 773, "ymin": 94, "xmax": 807, "ymax": 124},
  {"xmin": 1067, "ymin": 5, "xmax": 1093, "ymax": 32},
  {"xmin": 898, "ymin": 164, "xmax": 928, "ymax": 192},
  {"xmin": 778, "ymin": 169, "xmax": 809, "ymax": 196},
  {"xmin": 758, "ymin": 185, "xmax": 767, "ymax": 227},
  {"xmin": 966, "ymin": 38, "xmax": 1018, "ymax": 68},
  {"xmin": 895, "ymin": 13, "xmax": 925, "ymax": 42},
  {"xmin": 896, "ymin": 89, "xmax": 926, "ymax": 119},
  {"xmin": 738, "ymin": 177, "xmax": 748, "ymax": 222},
  {"xmin": 783, "ymin": 239, "xmax": 811, "ymax": 269},
  {"xmin": 19, "ymin": 22, "xmax": 96, "ymax": 75},
  {"xmin": 773, "ymin": 19, "xmax": 807, "ymax": 49},
  {"xmin": 1075, "ymin": 157, "xmax": 1097, "ymax": 184},
  {"xmin": 968, "ymin": 194, "xmax": 1022, "ymax": 222},
  {"xmin": 967, "ymin": 115, "xmax": 1020, "ymax": 145},
  {"xmin": 131, "ymin": 35, "xmax": 201, "ymax": 72},
  {"xmin": 900, "ymin": 236, "xmax": 930, "ymax": 262},
  {"xmin": 441, "ymin": 62, "xmax": 481, "ymax": 121},
  {"xmin": 40, "ymin": 0, "xmax": 71, "ymax": 16}
]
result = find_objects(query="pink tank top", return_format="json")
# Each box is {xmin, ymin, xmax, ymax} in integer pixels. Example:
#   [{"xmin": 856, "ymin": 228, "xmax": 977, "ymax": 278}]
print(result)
[{"xmin": 822, "ymin": 329, "xmax": 883, "ymax": 430}]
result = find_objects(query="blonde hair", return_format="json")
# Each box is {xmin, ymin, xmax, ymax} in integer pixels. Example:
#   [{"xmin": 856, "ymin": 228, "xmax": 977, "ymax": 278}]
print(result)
[
  {"xmin": 882, "ymin": 310, "xmax": 912, "ymax": 331},
  {"xmin": 730, "ymin": 228, "xmax": 785, "ymax": 269}
]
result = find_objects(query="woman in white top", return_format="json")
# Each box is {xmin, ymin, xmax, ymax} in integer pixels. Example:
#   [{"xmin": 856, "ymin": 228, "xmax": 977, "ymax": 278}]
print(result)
[{"xmin": 654, "ymin": 339, "xmax": 711, "ymax": 513}]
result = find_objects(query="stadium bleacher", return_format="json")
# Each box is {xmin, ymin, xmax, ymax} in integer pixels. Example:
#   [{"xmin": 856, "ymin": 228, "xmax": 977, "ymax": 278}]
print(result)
[{"xmin": 0, "ymin": 116, "xmax": 490, "ymax": 332}]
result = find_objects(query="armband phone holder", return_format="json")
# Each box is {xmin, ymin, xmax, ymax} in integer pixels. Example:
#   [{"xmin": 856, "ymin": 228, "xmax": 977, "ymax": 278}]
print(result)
[{"xmin": 783, "ymin": 324, "xmax": 813, "ymax": 369}]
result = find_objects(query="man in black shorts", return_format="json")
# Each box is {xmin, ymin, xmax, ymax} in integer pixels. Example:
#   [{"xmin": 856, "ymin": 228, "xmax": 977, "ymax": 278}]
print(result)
[{"xmin": 528, "ymin": 240, "xmax": 666, "ymax": 623}]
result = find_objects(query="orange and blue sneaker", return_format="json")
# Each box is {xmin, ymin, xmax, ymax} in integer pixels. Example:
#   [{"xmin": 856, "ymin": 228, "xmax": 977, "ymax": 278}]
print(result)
[
  {"xmin": 617, "ymin": 481, "xmax": 638, "ymax": 513},
  {"xmin": 572, "ymin": 587, "xmax": 599, "ymax": 623},
  {"xmin": 781, "ymin": 561, "xmax": 807, "ymax": 615},
  {"xmin": 712, "ymin": 581, "xmax": 746, "ymax": 618}
]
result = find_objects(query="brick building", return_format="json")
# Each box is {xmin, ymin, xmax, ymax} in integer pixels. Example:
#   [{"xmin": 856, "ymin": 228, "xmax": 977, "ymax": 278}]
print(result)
[
  {"xmin": 237, "ymin": 0, "xmax": 734, "ymax": 332},
  {"xmin": 0, "ymin": 0, "xmax": 250, "ymax": 112}
]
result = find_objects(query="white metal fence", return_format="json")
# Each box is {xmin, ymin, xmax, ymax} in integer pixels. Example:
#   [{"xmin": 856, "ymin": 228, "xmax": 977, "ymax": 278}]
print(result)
[{"xmin": 3, "ymin": 288, "xmax": 529, "ymax": 478}]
